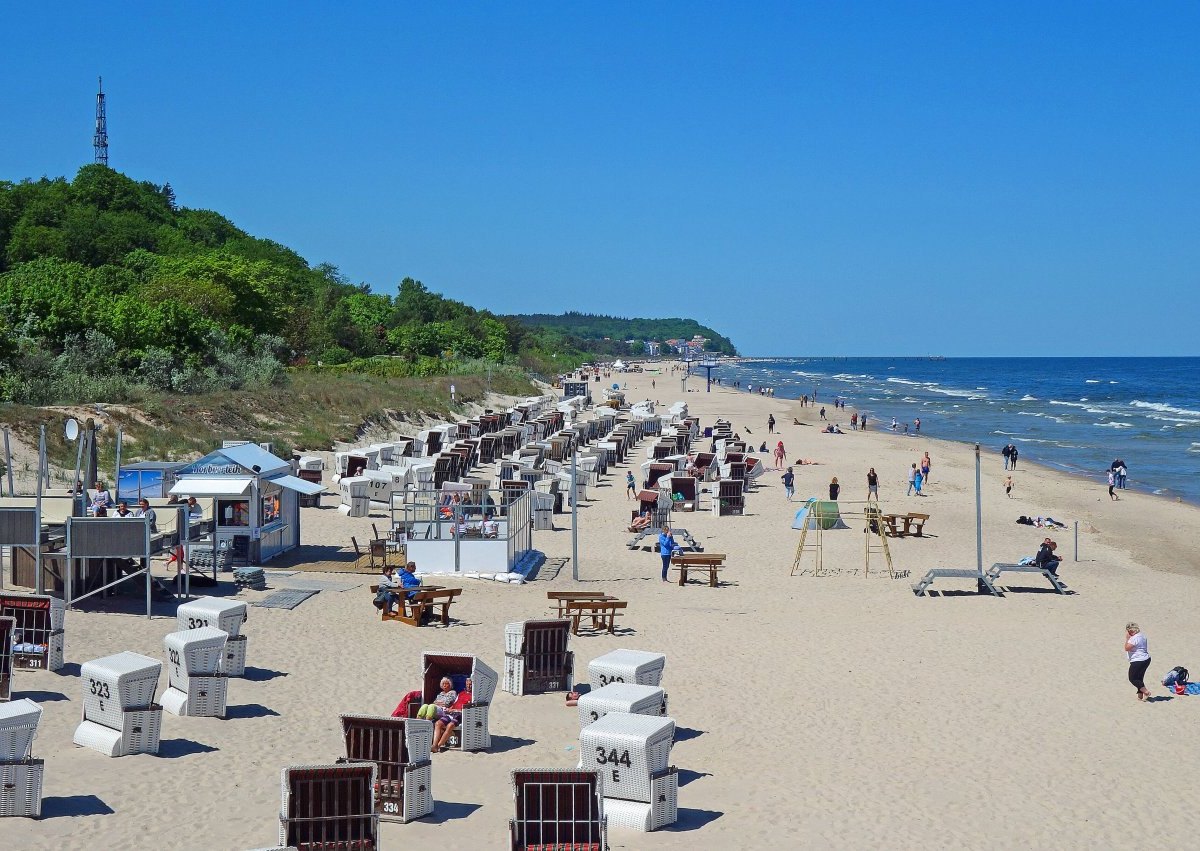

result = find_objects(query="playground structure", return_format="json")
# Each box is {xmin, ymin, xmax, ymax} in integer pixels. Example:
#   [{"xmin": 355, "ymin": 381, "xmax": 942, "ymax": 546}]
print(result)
[{"xmin": 790, "ymin": 499, "xmax": 895, "ymax": 578}]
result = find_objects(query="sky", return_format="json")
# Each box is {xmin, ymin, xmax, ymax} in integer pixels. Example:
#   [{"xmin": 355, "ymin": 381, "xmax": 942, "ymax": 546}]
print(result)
[{"xmin": 2, "ymin": 2, "xmax": 1199, "ymax": 357}]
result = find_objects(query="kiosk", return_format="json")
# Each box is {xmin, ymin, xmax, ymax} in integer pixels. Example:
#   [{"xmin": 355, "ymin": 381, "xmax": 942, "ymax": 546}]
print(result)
[{"xmin": 167, "ymin": 444, "xmax": 323, "ymax": 565}]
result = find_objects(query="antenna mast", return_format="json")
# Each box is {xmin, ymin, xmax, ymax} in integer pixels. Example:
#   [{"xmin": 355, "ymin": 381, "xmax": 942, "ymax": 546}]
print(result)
[{"xmin": 94, "ymin": 76, "xmax": 109, "ymax": 165}]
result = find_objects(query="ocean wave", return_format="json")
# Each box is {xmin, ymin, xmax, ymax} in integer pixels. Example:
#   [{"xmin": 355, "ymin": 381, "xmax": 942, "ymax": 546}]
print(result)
[
  {"xmin": 886, "ymin": 377, "xmax": 929, "ymax": 386},
  {"xmin": 993, "ymin": 430, "xmax": 1021, "ymax": 436},
  {"xmin": 1017, "ymin": 412, "xmax": 1066, "ymax": 423},
  {"xmin": 1095, "ymin": 421, "xmax": 1133, "ymax": 428},
  {"xmin": 928, "ymin": 387, "xmax": 986, "ymax": 399},
  {"xmin": 1050, "ymin": 400, "xmax": 1089, "ymax": 409},
  {"xmin": 1146, "ymin": 414, "xmax": 1200, "ymax": 425},
  {"xmin": 1130, "ymin": 400, "xmax": 1200, "ymax": 417},
  {"xmin": 1188, "ymin": 443, "xmax": 1200, "ymax": 452},
  {"xmin": 1085, "ymin": 379, "xmax": 1100, "ymax": 384},
  {"xmin": 1020, "ymin": 395, "xmax": 1037, "ymax": 402}
]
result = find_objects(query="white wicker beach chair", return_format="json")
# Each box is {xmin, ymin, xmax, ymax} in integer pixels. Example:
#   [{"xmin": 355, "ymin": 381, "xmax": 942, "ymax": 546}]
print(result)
[
  {"xmin": 416, "ymin": 652, "xmax": 498, "ymax": 751},
  {"xmin": 279, "ymin": 762, "xmax": 378, "ymax": 850},
  {"xmin": 577, "ymin": 683, "xmax": 668, "ymax": 727},
  {"xmin": 339, "ymin": 714, "xmax": 433, "ymax": 823},
  {"xmin": 580, "ymin": 712, "xmax": 676, "ymax": 810},
  {"xmin": 509, "ymin": 768, "xmax": 608, "ymax": 851},
  {"xmin": 587, "ymin": 649, "xmax": 666, "ymax": 690},
  {"xmin": 0, "ymin": 699, "xmax": 41, "ymax": 762},
  {"xmin": 162, "ymin": 627, "xmax": 229, "ymax": 718},
  {"xmin": 502, "ymin": 619, "xmax": 574, "ymax": 696},
  {"xmin": 0, "ymin": 759, "xmax": 43, "ymax": 818},
  {"xmin": 177, "ymin": 596, "xmax": 247, "ymax": 637},
  {"xmin": 78, "ymin": 652, "xmax": 161, "ymax": 730}
]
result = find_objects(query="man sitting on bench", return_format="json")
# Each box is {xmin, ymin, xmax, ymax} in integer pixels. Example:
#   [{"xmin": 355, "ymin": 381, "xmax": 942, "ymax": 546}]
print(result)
[{"xmin": 1034, "ymin": 539, "xmax": 1060, "ymax": 576}]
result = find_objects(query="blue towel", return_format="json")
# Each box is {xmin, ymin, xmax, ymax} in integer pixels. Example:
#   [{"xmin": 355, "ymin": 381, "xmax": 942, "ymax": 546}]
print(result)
[{"xmin": 1184, "ymin": 682, "xmax": 1200, "ymax": 696}]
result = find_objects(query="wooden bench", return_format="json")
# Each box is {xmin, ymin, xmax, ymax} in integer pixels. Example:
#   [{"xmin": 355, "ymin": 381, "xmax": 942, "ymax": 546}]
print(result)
[
  {"xmin": 563, "ymin": 599, "xmax": 627, "ymax": 635},
  {"xmin": 546, "ymin": 591, "xmax": 614, "ymax": 618},
  {"xmin": 670, "ymin": 552, "xmax": 726, "ymax": 587},
  {"xmin": 882, "ymin": 513, "xmax": 930, "ymax": 537}
]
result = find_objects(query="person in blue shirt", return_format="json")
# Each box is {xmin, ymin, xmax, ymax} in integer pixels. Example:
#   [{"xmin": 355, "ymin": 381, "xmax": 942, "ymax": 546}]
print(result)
[
  {"xmin": 658, "ymin": 526, "xmax": 681, "ymax": 582},
  {"xmin": 781, "ymin": 467, "xmax": 795, "ymax": 501},
  {"xmin": 398, "ymin": 561, "xmax": 422, "ymax": 599}
]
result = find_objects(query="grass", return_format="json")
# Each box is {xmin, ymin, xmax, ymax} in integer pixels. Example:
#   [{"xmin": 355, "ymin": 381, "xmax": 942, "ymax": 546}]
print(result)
[{"xmin": 1, "ymin": 369, "xmax": 537, "ymax": 473}]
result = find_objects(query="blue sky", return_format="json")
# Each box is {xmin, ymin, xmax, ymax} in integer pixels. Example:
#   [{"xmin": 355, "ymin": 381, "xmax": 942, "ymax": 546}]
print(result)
[{"xmin": 3, "ymin": 2, "xmax": 1198, "ymax": 356}]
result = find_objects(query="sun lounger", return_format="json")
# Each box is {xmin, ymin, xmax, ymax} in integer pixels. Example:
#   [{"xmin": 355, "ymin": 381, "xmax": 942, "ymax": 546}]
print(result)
[
  {"xmin": 987, "ymin": 562, "xmax": 1069, "ymax": 594},
  {"xmin": 911, "ymin": 569, "xmax": 1002, "ymax": 597}
]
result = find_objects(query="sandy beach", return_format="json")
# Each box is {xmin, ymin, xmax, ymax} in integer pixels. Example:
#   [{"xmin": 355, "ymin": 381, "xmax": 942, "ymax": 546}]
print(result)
[{"xmin": 6, "ymin": 364, "xmax": 1200, "ymax": 850}]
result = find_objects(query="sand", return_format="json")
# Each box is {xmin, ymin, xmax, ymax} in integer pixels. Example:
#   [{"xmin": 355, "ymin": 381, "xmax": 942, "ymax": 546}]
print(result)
[{"xmin": 6, "ymin": 365, "xmax": 1199, "ymax": 850}]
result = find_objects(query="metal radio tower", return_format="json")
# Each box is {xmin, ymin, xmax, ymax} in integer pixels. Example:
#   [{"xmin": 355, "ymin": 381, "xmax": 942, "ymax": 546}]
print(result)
[{"xmin": 94, "ymin": 77, "xmax": 109, "ymax": 165}]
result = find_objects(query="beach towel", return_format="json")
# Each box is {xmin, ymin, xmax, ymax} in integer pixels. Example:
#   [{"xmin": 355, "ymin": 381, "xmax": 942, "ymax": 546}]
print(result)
[{"xmin": 391, "ymin": 689, "xmax": 423, "ymax": 718}]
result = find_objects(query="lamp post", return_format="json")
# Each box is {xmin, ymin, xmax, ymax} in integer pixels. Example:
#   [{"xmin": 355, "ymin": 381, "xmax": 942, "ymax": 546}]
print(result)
[
  {"xmin": 571, "ymin": 446, "xmax": 579, "ymax": 580},
  {"xmin": 974, "ymin": 443, "xmax": 983, "ymax": 573}
]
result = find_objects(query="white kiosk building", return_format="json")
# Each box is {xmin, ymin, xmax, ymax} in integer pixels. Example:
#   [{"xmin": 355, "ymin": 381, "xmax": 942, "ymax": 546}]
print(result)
[{"xmin": 168, "ymin": 444, "xmax": 323, "ymax": 565}]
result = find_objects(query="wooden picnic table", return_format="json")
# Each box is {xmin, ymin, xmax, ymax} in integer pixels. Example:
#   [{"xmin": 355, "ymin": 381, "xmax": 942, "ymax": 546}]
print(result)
[
  {"xmin": 670, "ymin": 552, "xmax": 726, "ymax": 587},
  {"xmin": 546, "ymin": 591, "xmax": 614, "ymax": 618},
  {"xmin": 371, "ymin": 584, "xmax": 457, "ymax": 626},
  {"xmin": 563, "ymin": 599, "xmax": 627, "ymax": 635},
  {"xmin": 882, "ymin": 513, "xmax": 930, "ymax": 537}
]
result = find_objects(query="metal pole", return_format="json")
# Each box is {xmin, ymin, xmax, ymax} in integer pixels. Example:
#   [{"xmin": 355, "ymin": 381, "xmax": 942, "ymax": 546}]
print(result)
[
  {"xmin": 72, "ymin": 429, "xmax": 87, "ymax": 515},
  {"xmin": 36, "ymin": 427, "xmax": 46, "ymax": 595},
  {"xmin": 3, "ymin": 428, "xmax": 13, "ymax": 496},
  {"xmin": 114, "ymin": 427, "xmax": 123, "ymax": 499},
  {"xmin": 571, "ymin": 448, "xmax": 579, "ymax": 580},
  {"xmin": 974, "ymin": 443, "xmax": 983, "ymax": 573},
  {"xmin": 1074, "ymin": 520, "xmax": 1079, "ymax": 562}
]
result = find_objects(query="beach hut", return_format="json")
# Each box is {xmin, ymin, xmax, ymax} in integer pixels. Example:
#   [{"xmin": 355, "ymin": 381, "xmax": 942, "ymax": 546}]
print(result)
[{"xmin": 168, "ymin": 444, "xmax": 323, "ymax": 565}]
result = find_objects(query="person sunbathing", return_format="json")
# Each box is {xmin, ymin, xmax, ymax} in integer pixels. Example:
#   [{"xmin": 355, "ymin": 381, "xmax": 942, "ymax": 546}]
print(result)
[
  {"xmin": 629, "ymin": 509, "xmax": 653, "ymax": 532},
  {"xmin": 433, "ymin": 678, "xmax": 472, "ymax": 753},
  {"xmin": 417, "ymin": 677, "xmax": 457, "ymax": 723}
]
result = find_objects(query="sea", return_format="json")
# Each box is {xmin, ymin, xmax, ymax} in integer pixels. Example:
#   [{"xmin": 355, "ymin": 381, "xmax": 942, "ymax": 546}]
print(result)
[{"xmin": 704, "ymin": 357, "xmax": 1200, "ymax": 504}]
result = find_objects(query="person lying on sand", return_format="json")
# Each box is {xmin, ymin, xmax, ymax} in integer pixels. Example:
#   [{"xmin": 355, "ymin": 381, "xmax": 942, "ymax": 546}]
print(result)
[
  {"xmin": 792, "ymin": 458, "xmax": 819, "ymax": 465},
  {"xmin": 629, "ymin": 509, "xmax": 653, "ymax": 532}
]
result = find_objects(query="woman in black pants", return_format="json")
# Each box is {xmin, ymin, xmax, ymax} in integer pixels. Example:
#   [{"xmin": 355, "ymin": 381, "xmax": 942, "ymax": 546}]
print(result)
[{"xmin": 1124, "ymin": 622, "xmax": 1151, "ymax": 701}]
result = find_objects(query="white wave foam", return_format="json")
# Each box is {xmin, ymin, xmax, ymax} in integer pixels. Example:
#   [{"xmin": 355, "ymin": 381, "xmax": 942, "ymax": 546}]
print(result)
[
  {"xmin": 1146, "ymin": 414, "xmax": 1200, "ymax": 425},
  {"xmin": 1017, "ymin": 412, "xmax": 1066, "ymax": 423},
  {"xmin": 1085, "ymin": 379, "xmax": 1100, "ymax": 384},
  {"xmin": 1020, "ymin": 395, "xmax": 1037, "ymax": 402},
  {"xmin": 993, "ymin": 431, "xmax": 1020, "ymax": 436},
  {"xmin": 1131, "ymin": 400, "xmax": 1200, "ymax": 418},
  {"xmin": 1095, "ymin": 421, "xmax": 1133, "ymax": 429},
  {"xmin": 1190, "ymin": 443, "xmax": 1200, "ymax": 453},
  {"xmin": 1050, "ymin": 400, "xmax": 1089, "ymax": 409}
]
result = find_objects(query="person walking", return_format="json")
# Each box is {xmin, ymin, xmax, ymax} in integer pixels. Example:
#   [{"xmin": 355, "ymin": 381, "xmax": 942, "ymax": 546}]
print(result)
[
  {"xmin": 829, "ymin": 477, "xmax": 840, "ymax": 501},
  {"xmin": 921, "ymin": 452, "xmax": 931, "ymax": 486},
  {"xmin": 907, "ymin": 463, "xmax": 917, "ymax": 496},
  {"xmin": 914, "ymin": 417, "xmax": 921, "ymax": 433},
  {"xmin": 860, "ymin": 415, "xmax": 867, "ymax": 431},
  {"xmin": 819, "ymin": 406, "xmax": 827, "ymax": 421},
  {"xmin": 1117, "ymin": 462, "xmax": 1127, "ymax": 489},
  {"xmin": 626, "ymin": 470, "xmax": 636, "ymax": 500},
  {"xmin": 1009, "ymin": 445, "xmax": 1019, "ymax": 470},
  {"xmin": 657, "ymin": 526, "xmax": 681, "ymax": 582},
  {"xmin": 767, "ymin": 414, "xmax": 776, "ymax": 434},
  {"xmin": 774, "ymin": 441, "xmax": 786, "ymax": 470},
  {"xmin": 913, "ymin": 465, "xmax": 924, "ymax": 496},
  {"xmin": 1107, "ymin": 469, "xmax": 1119, "ymax": 501},
  {"xmin": 866, "ymin": 468, "xmax": 879, "ymax": 501},
  {"xmin": 1124, "ymin": 623, "xmax": 1152, "ymax": 701},
  {"xmin": 781, "ymin": 467, "xmax": 795, "ymax": 501},
  {"xmin": 1002, "ymin": 444, "xmax": 1012, "ymax": 470},
  {"xmin": 850, "ymin": 412, "xmax": 858, "ymax": 430},
  {"xmin": 1004, "ymin": 475, "xmax": 1014, "ymax": 498}
]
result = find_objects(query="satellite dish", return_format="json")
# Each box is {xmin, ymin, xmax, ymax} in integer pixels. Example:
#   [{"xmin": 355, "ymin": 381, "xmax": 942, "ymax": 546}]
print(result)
[{"xmin": 64, "ymin": 419, "xmax": 80, "ymax": 441}]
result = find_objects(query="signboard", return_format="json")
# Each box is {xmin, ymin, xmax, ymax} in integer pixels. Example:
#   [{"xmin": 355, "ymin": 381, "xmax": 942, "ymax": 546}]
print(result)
[
  {"xmin": 563, "ymin": 382, "xmax": 590, "ymax": 399},
  {"xmin": 178, "ymin": 450, "xmax": 250, "ymax": 478}
]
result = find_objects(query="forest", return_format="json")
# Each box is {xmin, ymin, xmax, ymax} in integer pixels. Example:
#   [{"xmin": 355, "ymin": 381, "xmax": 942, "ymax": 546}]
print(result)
[
  {"xmin": 0, "ymin": 166, "xmax": 732, "ymax": 405},
  {"xmin": 511, "ymin": 312, "xmax": 737, "ymax": 356}
]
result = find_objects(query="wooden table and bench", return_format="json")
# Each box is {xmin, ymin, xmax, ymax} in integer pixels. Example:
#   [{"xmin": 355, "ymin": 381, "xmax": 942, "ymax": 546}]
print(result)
[
  {"xmin": 562, "ymin": 599, "xmax": 627, "ymax": 635},
  {"xmin": 670, "ymin": 552, "xmax": 726, "ymax": 587},
  {"xmin": 546, "ymin": 591, "xmax": 614, "ymax": 618},
  {"xmin": 882, "ymin": 513, "xmax": 930, "ymax": 537},
  {"xmin": 370, "ymin": 584, "xmax": 460, "ymax": 626}
]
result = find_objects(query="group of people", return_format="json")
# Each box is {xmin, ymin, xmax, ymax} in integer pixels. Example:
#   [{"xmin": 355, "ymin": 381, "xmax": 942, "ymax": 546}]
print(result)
[
  {"xmin": 1106, "ymin": 459, "xmax": 1128, "ymax": 501},
  {"xmin": 1001, "ymin": 443, "xmax": 1020, "ymax": 470},
  {"xmin": 79, "ymin": 479, "xmax": 174, "ymax": 531},
  {"xmin": 906, "ymin": 452, "xmax": 932, "ymax": 496},
  {"xmin": 415, "ymin": 675, "xmax": 474, "ymax": 753},
  {"xmin": 375, "ymin": 561, "xmax": 423, "ymax": 616}
]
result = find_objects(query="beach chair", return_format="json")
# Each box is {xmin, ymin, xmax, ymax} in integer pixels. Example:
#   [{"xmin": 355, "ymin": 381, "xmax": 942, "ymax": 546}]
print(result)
[
  {"xmin": 509, "ymin": 768, "xmax": 608, "ymax": 851},
  {"xmin": 279, "ymin": 763, "xmax": 378, "ymax": 850},
  {"xmin": 73, "ymin": 652, "xmax": 163, "ymax": 757},
  {"xmin": 577, "ymin": 682, "xmax": 668, "ymax": 727},
  {"xmin": 587, "ymin": 649, "xmax": 666, "ymax": 689},
  {"xmin": 580, "ymin": 712, "xmax": 678, "ymax": 831},
  {"xmin": 503, "ymin": 619, "xmax": 574, "ymax": 695},
  {"xmin": 715, "ymin": 480, "xmax": 744, "ymax": 516},
  {"xmin": 339, "ymin": 714, "xmax": 433, "ymax": 823},
  {"xmin": 410, "ymin": 652, "xmax": 498, "ymax": 751},
  {"xmin": 987, "ymin": 562, "xmax": 1069, "ymax": 594}
]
